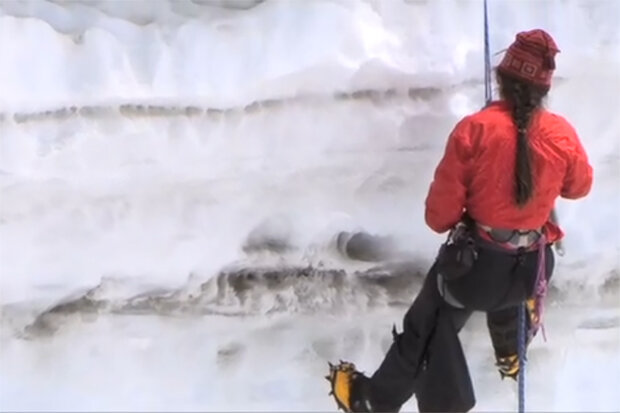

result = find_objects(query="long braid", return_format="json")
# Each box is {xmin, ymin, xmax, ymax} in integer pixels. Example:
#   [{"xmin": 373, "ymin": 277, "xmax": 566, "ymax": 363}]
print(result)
[{"xmin": 497, "ymin": 71, "xmax": 548, "ymax": 207}]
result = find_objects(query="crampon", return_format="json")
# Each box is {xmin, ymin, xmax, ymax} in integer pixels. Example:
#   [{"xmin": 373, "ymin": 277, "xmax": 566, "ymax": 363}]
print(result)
[
  {"xmin": 325, "ymin": 361, "xmax": 373, "ymax": 412},
  {"xmin": 496, "ymin": 354, "xmax": 520, "ymax": 380}
]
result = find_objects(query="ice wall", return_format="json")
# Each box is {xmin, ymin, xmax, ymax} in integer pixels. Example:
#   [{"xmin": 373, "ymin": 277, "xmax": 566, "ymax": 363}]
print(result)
[
  {"xmin": 1, "ymin": 0, "xmax": 618, "ymax": 110},
  {"xmin": 0, "ymin": 0, "xmax": 618, "ymax": 305}
]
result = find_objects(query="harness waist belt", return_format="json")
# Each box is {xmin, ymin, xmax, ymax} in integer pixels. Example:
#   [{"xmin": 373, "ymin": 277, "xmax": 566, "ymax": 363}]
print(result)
[{"xmin": 477, "ymin": 224, "xmax": 543, "ymax": 249}]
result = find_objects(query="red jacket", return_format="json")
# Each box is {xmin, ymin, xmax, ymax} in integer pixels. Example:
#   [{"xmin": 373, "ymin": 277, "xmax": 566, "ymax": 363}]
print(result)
[{"xmin": 424, "ymin": 101, "xmax": 593, "ymax": 243}]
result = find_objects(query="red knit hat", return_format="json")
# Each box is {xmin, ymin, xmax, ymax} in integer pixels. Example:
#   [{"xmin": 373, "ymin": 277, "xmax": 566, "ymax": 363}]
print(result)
[{"xmin": 497, "ymin": 29, "xmax": 560, "ymax": 89}]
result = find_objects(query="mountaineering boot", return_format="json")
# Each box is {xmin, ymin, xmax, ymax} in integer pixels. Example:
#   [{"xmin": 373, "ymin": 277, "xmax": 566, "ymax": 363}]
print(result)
[
  {"xmin": 494, "ymin": 299, "xmax": 540, "ymax": 380},
  {"xmin": 326, "ymin": 361, "xmax": 374, "ymax": 412},
  {"xmin": 495, "ymin": 354, "xmax": 519, "ymax": 380}
]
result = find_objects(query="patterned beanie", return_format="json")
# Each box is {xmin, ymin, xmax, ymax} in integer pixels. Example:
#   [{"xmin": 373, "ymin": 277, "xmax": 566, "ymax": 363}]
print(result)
[{"xmin": 497, "ymin": 29, "xmax": 560, "ymax": 89}]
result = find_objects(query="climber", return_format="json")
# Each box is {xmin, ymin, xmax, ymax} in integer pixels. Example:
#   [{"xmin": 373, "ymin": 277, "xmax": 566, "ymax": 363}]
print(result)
[{"xmin": 327, "ymin": 29, "xmax": 593, "ymax": 413}]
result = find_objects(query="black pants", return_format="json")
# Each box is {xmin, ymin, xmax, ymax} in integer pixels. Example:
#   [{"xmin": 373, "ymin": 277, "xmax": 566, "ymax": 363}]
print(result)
[{"xmin": 368, "ymin": 243, "xmax": 555, "ymax": 412}]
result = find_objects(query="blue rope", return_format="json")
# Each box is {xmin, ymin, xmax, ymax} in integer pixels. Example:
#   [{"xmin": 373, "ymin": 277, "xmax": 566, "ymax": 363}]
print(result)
[
  {"xmin": 483, "ymin": 0, "xmax": 492, "ymax": 105},
  {"xmin": 483, "ymin": 2, "xmax": 527, "ymax": 410},
  {"xmin": 517, "ymin": 302, "xmax": 527, "ymax": 413}
]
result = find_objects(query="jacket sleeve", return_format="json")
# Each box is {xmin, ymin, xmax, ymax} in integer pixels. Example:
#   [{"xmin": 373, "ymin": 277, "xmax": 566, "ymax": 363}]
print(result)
[
  {"xmin": 424, "ymin": 118, "xmax": 473, "ymax": 233},
  {"xmin": 561, "ymin": 127, "xmax": 593, "ymax": 199}
]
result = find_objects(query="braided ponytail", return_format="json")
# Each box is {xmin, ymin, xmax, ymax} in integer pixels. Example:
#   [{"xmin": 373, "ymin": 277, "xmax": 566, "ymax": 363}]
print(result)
[{"xmin": 497, "ymin": 71, "xmax": 548, "ymax": 207}]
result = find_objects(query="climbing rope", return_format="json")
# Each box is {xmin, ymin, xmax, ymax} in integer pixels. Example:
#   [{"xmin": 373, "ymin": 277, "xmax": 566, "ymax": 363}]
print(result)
[
  {"xmin": 517, "ymin": 301, "xmax": 527, "ymax": 412},
  {"xmin": 483, "ymin": 0, "xmax": 492, "ymax": 105},
  {"xmin": 483, "ymin": 1, "xmax": 526, "ymax": 411}
]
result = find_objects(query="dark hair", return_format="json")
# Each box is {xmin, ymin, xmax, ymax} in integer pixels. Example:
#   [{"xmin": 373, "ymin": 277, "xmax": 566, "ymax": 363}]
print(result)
[{"xmin": 496, "ymin": 70, "xmax": 549, "ymax": 207}]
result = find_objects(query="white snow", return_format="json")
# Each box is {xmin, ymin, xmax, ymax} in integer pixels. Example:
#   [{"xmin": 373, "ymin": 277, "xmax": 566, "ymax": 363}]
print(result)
[{"xmin": 0, "ymin": 0, "xmax": 619, "ymax": 411}]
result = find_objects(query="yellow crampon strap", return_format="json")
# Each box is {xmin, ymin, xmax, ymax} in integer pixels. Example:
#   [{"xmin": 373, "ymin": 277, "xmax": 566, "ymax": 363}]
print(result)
[{"xmin": 326, "ymin": 361, "xmax": 357, "ymax": 412}]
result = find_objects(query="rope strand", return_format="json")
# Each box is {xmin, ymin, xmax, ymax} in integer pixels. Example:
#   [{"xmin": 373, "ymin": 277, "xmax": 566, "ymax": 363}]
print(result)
[
  {"xmin": 483, "ymin": 0, "xmax": 492, "ymax": 105},
  {"xmin": 518, "ymin": 302, "xmax": 527, "ymax": 413},
  {"xmin": 483, "ymin": 3, "xmax": 527, "ymax": 412}
]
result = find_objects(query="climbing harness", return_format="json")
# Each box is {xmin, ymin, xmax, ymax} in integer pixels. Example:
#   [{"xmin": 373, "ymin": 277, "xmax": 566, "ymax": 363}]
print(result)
[{"xmin": 477, "ymin": 224, "xmax": 542, "ymax": 249}]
